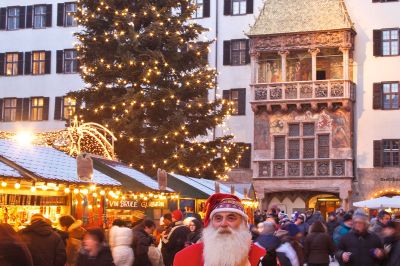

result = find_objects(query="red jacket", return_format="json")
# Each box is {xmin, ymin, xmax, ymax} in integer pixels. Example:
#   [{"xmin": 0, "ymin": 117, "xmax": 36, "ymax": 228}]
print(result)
[{"xmin": 173, "ymin": 242, "xmax": 266, "ymax": 266}]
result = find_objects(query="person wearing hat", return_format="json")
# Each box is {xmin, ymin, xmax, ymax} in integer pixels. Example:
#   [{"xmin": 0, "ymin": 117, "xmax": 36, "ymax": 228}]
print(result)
[
  {"xmin": 333, "ymin": 213, "xmax": 353, "ymax": 246},
  {"xmin": 173, "ymin": 193, "xmax": 265, "ymax": 266},
  {"xmin": 336, "ymin": 209, "xmax": 384, "ymax": 266}
]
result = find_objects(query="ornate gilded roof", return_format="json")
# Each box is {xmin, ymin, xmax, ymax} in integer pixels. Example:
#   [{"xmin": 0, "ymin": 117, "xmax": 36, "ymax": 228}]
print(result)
[{"xmin": 248, "ymin": 0, "xmax": 354, "ymax": 36}]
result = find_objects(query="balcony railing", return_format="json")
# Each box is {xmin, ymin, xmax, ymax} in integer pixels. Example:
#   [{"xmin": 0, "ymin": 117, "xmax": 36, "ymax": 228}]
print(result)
[
  {"xmin": 257, "ymin": 159, "xmax": 352, "ymax": 178},
  {"xmin": 252, "ymin": 80, "xmax": 355, "ymax": 103}
]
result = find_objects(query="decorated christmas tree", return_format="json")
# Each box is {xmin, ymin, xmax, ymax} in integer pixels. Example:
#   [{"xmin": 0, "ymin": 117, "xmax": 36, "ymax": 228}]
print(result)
[{"xmin": 71, "ymin": 0, "xmax": 246, "ymax": 179}]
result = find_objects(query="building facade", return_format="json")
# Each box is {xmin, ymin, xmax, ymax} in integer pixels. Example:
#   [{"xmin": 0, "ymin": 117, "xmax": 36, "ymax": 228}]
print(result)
[{"xmin": 1, "ymin": 0, "xmax": 400, "ymax": 215}]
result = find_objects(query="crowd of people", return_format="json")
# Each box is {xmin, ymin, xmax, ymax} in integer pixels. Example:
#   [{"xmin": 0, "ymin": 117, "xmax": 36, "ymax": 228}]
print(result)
[{"xmin": 0, "ymin": 195, "xmax": 399, "ymax": 266}]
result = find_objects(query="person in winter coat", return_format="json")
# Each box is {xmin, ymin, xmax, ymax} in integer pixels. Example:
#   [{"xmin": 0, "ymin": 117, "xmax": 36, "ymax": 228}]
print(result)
[
  {"xmin": 59, "ymin": 215, "xmax": 86, "ymax": 266},
  {"xmin": 186, "ymin": 218, "xmax": 203, "ymax": 245},
  {"xmin": 255, "ymin": 221, "xmax": 287, "ymax": 266},
  {"xmin": 382, "ymin": 220, "xmax": 400, "ymax": 266},
  {"xmin": 76, "ymin": 227, "xmax": 114, "ymax": 266},
  {"xmin": 304, "ymin": 221, "xmax": 335, "ymax": 266},
  {"xmin": 161, "ymin": 210, "xmax": 191, "ymax": 266},
  {"xmin": 19, "ymin": 214, "xmax": 66, "ymax": 266},
  {"xmin": 132, "ymin": 219, "xmax": 157, "ymax": 266},
  {"xmin": 109, "ymin": 219, "xmax": 134, "ymax": 266},
  {"xmin": 369, "ymin": 210, "xmax": 391, "ymax": 242},
  {"xmin": 333, "ymin": 213, "xmax": 353, "ymax": 246},
  {"xmin": 326, "ymin": 212, "xmax": 339, "ymax": 239},
  {"xmin": 336, "ymin": 209, "xmax": 384, "ymax": 266},
  {"xmin": 275, "ymin": 229, "xmax": 300, "ymax": 266},
  {"xmin": 0, "ymin": 223, "xmax": 33, "ymax": 266}
]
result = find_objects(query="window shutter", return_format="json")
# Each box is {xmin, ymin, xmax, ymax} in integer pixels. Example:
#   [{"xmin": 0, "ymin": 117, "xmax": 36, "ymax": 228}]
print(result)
[
  {"xmin": 373, "ymin": 30, "xmax": 382, "ymax": 56},
  {"xmin": 372, "ymin": 0, "xmax": 381, "ymax": 2},
  {"xmin": 19, "ymin": 6, "xmax": 26, "ymax": 29},
  {"xmin": 46, "ymin": 4, "xmax": 52, "ymax": 27},
  {"xmin": 26, "ymin": 6, "xmax": 33, "ymax": 28},
  {"xmin": 373, "ymin": 140, "xmax": 382, "ymax": 167},
  {"xmin": 22, "ymin": 98, "xmax": 30, "ymax": 121},
  {"xmin": 373, "ymin": 83, "xmax": 382, "ymax": 109},
  {"xmin": 16, "ymin": 99, "xmax": 23, "ymax": 121},
  {"xmin": 246, "ymin": 0, "xmax": 254, "ymax": 14},
  {"xmin": 239, "ymin": 144, "xmax": 252, "ymax": 169},
  {"xmin": 43, "ymin": 97, "xmax": 50, "ymax": 120},
  {"xmin": 54, "ymin": 96, "xmax": 62, "ymax": 120},
  {"xmin": 222, "ymin": 90, "xmax": 230, "ymax": 101},
  {"xmin": 56, "ymin": 50, "xmax": 64, "ymax": 73},
  {"xmin": 0, "ymin": 53, "xmax": 4, "ymax": 76},
  {"xmin": 45, "ymin": 51, "xmax": 51, "ymax": 74},
  {"xmin": 57, "ymin": 3, "xmax": 65, "ymax": 26},
  {"xmin": 238, "ymin": 88, "xmax": 246, "ymax": 115},
  {"xmin": 17, "ymin": 52, "xmax": 24, "ymax": 75},
  {"xmin": 0, "ymin": 99, "xmax": 3, "ymax": 121},
  {"xmin": 24, "ymin": 52, "xmax": 32, "ymax": 75},
  {"xmin": 203, "ymin": 0, "xmax": 210, "ymax": 18},
  {"xmin": 223, "ymin": 41, "xmax": 231, "ymax": 65},
  {"xmin": 0, "ymin": 8, "xmax": 6, "ymax": 30},
  {"xmin": 224, "ymin": 0, "xmax": 231, "ymax": 15},
  {"xmin": 245, "ymin": 39, "xmax": 250, "ymax": 64}
]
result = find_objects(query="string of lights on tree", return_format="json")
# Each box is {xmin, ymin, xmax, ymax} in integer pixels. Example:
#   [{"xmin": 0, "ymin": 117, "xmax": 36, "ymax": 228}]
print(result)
[{"xmin": 70, "ymin": 0, "xmax": 248, "ymax": 180}]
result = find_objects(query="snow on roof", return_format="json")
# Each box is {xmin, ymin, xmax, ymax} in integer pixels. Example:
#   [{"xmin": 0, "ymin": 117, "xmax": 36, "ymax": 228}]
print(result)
[
  {"xmin": 0, "ymin": 161, "xmax": 22, "ymax": 178},
  {"xmin": 0, "ymin": 139, "xmax": 120, "ymax": 186},
  {"xmin": 101, "ymin": 160, "xmax": 174, "ymax": 191},
  {"xmin": 170, "ymin": 173, "xmax": 245, "ymax": 199}
]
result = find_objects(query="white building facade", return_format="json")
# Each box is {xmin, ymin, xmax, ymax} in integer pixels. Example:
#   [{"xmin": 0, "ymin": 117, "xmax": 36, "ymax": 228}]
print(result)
[{"xmin": 1, "ymin": 0, "xmax": 400, "ymax": 214}]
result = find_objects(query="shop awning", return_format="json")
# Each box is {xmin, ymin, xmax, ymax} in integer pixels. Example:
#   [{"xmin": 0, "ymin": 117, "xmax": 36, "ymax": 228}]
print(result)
[
  {"xmin": 0, "ymin": 139, "xmax": 120, "ymax": 186},
  {"xmin": 93, "ymin": 158, "xmax": 174, "ymax": 192},
  {"xmin": 221, "ymin": 183, "xmax": 256, "ymax": 200},
  {"xmin": 168, "ymin": 173, "xmax": 246, "ymax": 199}
]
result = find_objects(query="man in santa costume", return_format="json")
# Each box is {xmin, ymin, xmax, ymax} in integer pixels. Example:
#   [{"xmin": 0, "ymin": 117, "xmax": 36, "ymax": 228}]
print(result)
[{"xmin": 173, "ymin": 193, "xmax": 266, "ymax": 266}]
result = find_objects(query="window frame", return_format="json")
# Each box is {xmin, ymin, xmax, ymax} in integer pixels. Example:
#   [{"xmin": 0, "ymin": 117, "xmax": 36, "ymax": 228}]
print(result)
[
  {"xmin": 63, "ymin": 49, "xmax": 78, "ymax": 74},
  {"xmin": 191, "ymin": 0, "xmax": 204, "ymax": 19},
  {"xmin": 231, "ymin": 0, "xmax": 247, "ymax": 15},
  {"xmin": 230, "ymin": 39, "xmax": 247, "ymax": 66},
  {"xmin": 7, "ymin": 6, "xmax": 20, "ymax": 30},
  {"xmin": 30, "ymin": 97, "xmax": 44, "ymax": 121},
  {"xmin": 382, "ymin": 82, "xmax": 399, "ymax": 109},
  {"xmin": 3, "ymin": 98, "xmax": 17, "ymax": 122},
  {"xmin": 5, "ymin": 52, "xmax": 19, "ymax": 76},
  {"xmin": 381, "ymin": 29, "xmax": 399, "ymax": 56},
  {"xmin": 33, "ymin": 5, "xmax": 47, "ymax": 29},
  {"xmin": 382, "ymin": 139, "xmax": 400, "ymax": 167},
  {"xmin": 32, "ymin": 51, "xmax": 46, "ymax": 75},
  {"xmin": 64, "ymin": 2, "xmax": 77, "ymax": 27},
  {"xmin": 62, "ymin": 97, "xmax": 76, "ymax": 120}
]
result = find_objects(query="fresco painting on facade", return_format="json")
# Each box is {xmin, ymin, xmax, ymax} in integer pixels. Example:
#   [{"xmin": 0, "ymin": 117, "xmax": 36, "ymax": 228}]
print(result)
[
  {"xmin": 254, "ymin": 111, "xmax": 270, "ymax": 150},
  {"xmin": 331, "ymin": 109, "xmax": 351, "ymax": 149}
]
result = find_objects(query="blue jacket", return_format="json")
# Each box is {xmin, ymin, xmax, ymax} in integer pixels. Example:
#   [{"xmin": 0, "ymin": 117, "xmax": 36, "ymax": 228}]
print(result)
[{"xmin": 333, "ymin": 223, "xmax": 351, "ymax": 246}]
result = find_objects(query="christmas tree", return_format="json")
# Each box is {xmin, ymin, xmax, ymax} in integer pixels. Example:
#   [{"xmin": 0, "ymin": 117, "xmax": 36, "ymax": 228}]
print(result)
[{"xmin": 71, "ymin": 0, "xmax": 246, "ymax": 179}]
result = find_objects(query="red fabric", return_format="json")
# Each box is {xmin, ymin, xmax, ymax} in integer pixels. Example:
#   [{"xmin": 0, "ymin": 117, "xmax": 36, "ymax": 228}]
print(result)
[
  {"xmin": 173, "ymin": 242, "xmax": 266, "ymax": 266},
  {"xmin": 172, "ymin": 210, "xmax": 183, "ymax": 221},
  {"xmin": 203, "ymin": 193, "xmax": 242, "ymax": 227}
]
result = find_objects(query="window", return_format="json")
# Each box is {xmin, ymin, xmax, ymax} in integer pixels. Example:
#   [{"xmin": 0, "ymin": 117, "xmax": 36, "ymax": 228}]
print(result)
[
  {"xmin": 3, "ymin": 98, "xmax": 17, "ymax": 122},
  {"xmin": 222, "ymin": 89, "xmax": 246, "ymax": 115},
  {"xmin": 63, "ymin": 97, "xmax": 76, "ymax": 120},
  {"xmin": 7, "ymin": 7, "xmax": 19, "ymax": 30},
  {"xmin": 373, "ymin": 82, "xmax": 400, "ymax": 110},
  {"xmin": 383, "ymin": 140, "xmax": 399, "ymax": 166},
  {"xmin": 65, "ymin": 2, "xmax": 77, "ymax": 27},
  {"xmin": 32, "ymin": 51, "xmax": 46, "ymax": 75},
  {"xmin": 223, "ymin": 39, "xmax": 250, "ymax": 66},
  {"xmin": 30, "ymin": 97, "xmax": 44, "ymax": 121},
  {"xmin": 288, "ymin": 140, "xmax": 300, "ymax": 159},
  {"xmin": 232, "ymin": 0, "xmax": 246, "ymax": 15},
  {"xmin": 382, "ymin": 29, "xmax": 399, "ymax": 56},
  {"xmin": 238, "ymin": 143, "xmax": 251, "ymax": 169},
  {"xmin": 318, "ymin": 134, "xmax": 330, "ymax": 158},
  {"xmin": 33, "ymin": 5, "xmax": 47, "ymax": 28},
  {"xmin": 373, "ymin": 0, "xmax": 399, "ymax": 2},
  {"xmin": 383, "ymin": 83, "xmax": 399, "ymax": 109},
  {"xmin": 192, "ymin": 0, "xmax": 204, "ymax": 18},
  {"xmin": 274, "ymin": 136, "xmax": 285, "ymax": 159},
  {"xmin": 64, "ymin": 50, "xmax": 78, "ymax": 73},
  {"xmin": 5, "ymin": 53, "xmax": 18, "ymax": 76}
]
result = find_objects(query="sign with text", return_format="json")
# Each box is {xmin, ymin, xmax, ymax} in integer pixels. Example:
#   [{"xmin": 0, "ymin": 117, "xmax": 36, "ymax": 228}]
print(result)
[{"xmin": 107, "ymin": 199, "xmax": 166, "ymax": 210}]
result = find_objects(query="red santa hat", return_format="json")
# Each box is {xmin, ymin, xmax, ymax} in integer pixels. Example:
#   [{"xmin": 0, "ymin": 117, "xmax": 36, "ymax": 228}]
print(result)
[{"xmin": 203, "ymin": 193, "xmax": 248, "ymax": 227}]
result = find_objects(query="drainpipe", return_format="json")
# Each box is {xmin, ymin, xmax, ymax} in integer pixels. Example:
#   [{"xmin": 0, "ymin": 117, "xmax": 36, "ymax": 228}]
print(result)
[{"xmin": 213, "ymin": 0, "xmax": 219, "ymax": 140}]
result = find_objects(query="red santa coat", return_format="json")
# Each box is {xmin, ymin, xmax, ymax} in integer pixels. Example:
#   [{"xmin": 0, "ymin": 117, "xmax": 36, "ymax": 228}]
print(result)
[{"xmin": 173, "ymin": 242, "xmax": 266, "ymax": 266}]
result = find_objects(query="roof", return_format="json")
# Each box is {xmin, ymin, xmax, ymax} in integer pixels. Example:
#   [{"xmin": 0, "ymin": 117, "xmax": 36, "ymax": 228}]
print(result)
[
  {"xmin": 0, "ymin": 161, "xmax": 22, "ymax": 178},
  {"xmin": 222, "ymin": 183, "xmax": 256, "ymax": 199},
  {"xmin": 0, "ymin": 139, "xmax": 120, "ymax": 186},
  {"xmin": 169, "ymin": 173, "xmax": 246, "ymax": 200},
  {"xmin": 93, "ymin": 158, "xmax": 174, "ymax": 192},
  {"xmin": 248, "ymin": 0, "xmax": 353, "ymax": 36}
]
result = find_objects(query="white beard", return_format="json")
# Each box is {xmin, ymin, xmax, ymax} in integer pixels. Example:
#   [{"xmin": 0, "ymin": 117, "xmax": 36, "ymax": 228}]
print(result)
[{"xmin": 202, "ymin": 222, "xmax": 252, "ymax": 266}]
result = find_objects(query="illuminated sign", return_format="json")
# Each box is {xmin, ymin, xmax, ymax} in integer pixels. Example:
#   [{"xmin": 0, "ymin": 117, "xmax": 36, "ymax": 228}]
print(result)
[{"xmin": 106, "ymin": 199, "xmax": 165, "ymax": 209}]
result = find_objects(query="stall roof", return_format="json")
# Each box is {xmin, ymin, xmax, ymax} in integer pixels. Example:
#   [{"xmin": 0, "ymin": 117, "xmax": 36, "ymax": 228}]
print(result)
[
  {"xmin": 0, "ymin": 161, "xmax": 22, "ymax": 178},
  {"xmin": 93, "ymin": 158, "xmax": 173, "ymax": 192},
  {"xmin": 169, "ymin": 173, "xmax": 246, "ymax": 200},
  {"xmin": 0, "ymin": 139, "xmax": 120, "ymax": 186},
  {"xmin": 221, "ymin": 183, "xmax": 256, "ymax": 200}
]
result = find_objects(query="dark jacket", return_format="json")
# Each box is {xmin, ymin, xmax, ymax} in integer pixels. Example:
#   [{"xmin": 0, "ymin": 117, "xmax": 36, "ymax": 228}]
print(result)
[
  {"xmin": 161, "ymin": 221, "xmax": 190, "ymax": 266},
  {"xmin": 255, "ymin": 234, "xmax": 280, "ymax": 252},
  {"xmin": 187, "ymin": 230, "xmax": 202, "ymax": 245},
  {"xmin": 76, "ymin": 244, "xmax": 114, "ymax": 266},
  {"xmin": 0, "ymin": 241, "xmax": 33, "ymax": 266},
  {"xmin": 132, "ymin": 227, "xmax": 154, "ymax": 266},
  {"xmin": 304, "ymin": 232, "xmax": 335, "ymax": 264},
  {"xmin": 327, "ymin": 220, "xmax": 339, "ymax": 238},
  {"xmin": 387, "ymin": 239, "xmax": 400, "ymax": 266},
  {"xmin": 19, "ymin": 220, "xmax": 66, "ymax": 266},
  {"xmin": 336, "ymin": 230, "xmax": 383, "ymax": 266},
  {"xmin": 369, "ymin": 220, "xmax": 385, "ymax": 241}
]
